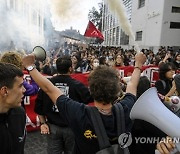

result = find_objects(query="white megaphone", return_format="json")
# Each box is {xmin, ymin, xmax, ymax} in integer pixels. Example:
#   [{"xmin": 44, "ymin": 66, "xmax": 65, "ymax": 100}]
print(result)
[
  {"xmin": 130, "ymin": 87, "xmax": 180, "ymax": 153},
  {"xmin": 32, "ymin": 46, "xmax": 46, "ymax": 62}
]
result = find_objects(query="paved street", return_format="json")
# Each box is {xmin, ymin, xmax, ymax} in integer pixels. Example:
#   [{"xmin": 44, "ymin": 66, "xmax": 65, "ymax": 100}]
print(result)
[{"xmin": 24, "ymin": 130, "xmax": 47, "ymax": 154}]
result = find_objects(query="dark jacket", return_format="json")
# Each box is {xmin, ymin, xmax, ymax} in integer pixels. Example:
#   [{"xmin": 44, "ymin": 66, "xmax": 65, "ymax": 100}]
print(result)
[
  {"xmin": 34, "ymin": 75, "xmax": 93, "ymax": 127},
  {"xmin": 0, "ymin": 107, "xmax": 26, "ymax": 154}
]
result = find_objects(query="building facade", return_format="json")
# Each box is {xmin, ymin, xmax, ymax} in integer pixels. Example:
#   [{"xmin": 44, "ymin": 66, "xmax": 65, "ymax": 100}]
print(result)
[
  {"xmin": 102, "ymin": 0, "xmax": 180, "ymax": 52},
  {"xmin": 0, "ymin": 0, "xmax": 46, "ymax": 51},
  {"xmin": 102, "ymin": 0, "xmax": 132, "ymax": 48},
  {"xmin": 131, "ymin": 0, "xmax": 180, "ymax": 52}
]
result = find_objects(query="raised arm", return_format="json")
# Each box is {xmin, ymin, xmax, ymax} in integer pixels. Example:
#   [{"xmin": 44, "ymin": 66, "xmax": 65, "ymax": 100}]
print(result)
[
  {"xmin": 22, "ymin": 54, "xmax": 62, "ymax": 104},
  {"xmin": 126, "ymin": 52, "xmax": 146, "ymax": 96}
]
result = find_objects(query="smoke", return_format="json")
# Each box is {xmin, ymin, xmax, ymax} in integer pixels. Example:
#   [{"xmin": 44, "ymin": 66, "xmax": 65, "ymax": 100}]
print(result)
[
  {"xmin": 0, "ymin": 1, "xmax": 45, "ymax": 52},
  {"xmin": 48, "ymin": 0, "xmax": 84, "ymax": 31},
  {"xmin": 0, "ymin": 0, "xmax": 101, "ymax": 52},
  {"xmin": 106, "ymin": 0, "xmax": 140, "ymax": 52}
]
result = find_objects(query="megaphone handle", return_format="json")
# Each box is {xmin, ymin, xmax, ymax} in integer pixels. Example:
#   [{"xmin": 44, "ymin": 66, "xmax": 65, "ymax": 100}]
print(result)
[{"xmin": 155, "ymin": 143, "xmax": 180, "ymax": 154}]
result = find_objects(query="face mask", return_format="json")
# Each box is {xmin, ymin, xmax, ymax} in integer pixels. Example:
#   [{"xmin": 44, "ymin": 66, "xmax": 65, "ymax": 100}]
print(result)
[
  {"xmin": 109, "ymin": 56, "xmax": 113, "ymax": 59},
  {"xmin": 93, "ymin": 62, "xmax": 99, "ymax": 68},
  {"xmin": 53, "ymin": 63, "xmax": 56, "ymax": 69}
]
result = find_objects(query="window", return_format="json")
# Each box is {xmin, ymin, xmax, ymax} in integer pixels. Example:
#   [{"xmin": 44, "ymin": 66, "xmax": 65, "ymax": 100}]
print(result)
[
  {"xmin": 149, "ymin": 47, "xmax": 154, "ymax": 51},
  {"xmin": 107, "ymin": 30, "xmax": 110, "ymax": 45},
  {"xmin": 110, "ymin": 29, "xmax": 112, "ymax": 45},
  {"xmin": 172, "ymin": 6, "xmax": 180, "ymax": 13},
  {"xmin": 138, "ymin": 0, "xmax": 145, "ymax": 9},
  {"xmin": 170, "ymin": 22, "xmax": 180, "ymax": 29},
  {"xmin": 136, "ymin": 31, "xmax": 142, "ymax": 41},
  {"xmin": 110, "ymin": 15, "xmax": 113, "ymax": 27},
  {"xmin": 105, "ymin": 17, "xmax": 108, "ymax": 29},
  {"xmin": 120, "ymin": 30, "xmax": 129, "ymax": 45},
  {"xmin": 113, "ymin": 18, "xmax": 115, "ymax": 27},
  {"xmin": 116, "ymin": 26, "xmax": 120, "ymax": 45},
  {"xmin": 105, "ymin": 31, "xmax": 107, "ymax": 45},
  {"xmin": 112, "ymin": 28, "xmax": 116, "ymax": 45}
]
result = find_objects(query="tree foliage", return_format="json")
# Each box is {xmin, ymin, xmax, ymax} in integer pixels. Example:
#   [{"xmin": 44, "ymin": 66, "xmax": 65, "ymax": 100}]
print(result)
[{"xmin": 88, "ymin": 2, "xmax": 103, "ymax": 31}]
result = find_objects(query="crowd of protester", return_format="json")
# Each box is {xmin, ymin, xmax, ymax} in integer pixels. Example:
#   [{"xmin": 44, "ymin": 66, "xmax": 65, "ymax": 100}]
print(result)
[
  {"xmin": 0, "ymin": 44, "xmax": 180, "ymax": 154},
  {"xmin": 31, "ymin": 45, "xmax": 180, "ymax": 76}
]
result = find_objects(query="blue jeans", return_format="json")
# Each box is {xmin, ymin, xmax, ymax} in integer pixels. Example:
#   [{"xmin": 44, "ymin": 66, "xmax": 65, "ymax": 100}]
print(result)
[{"xmin": 47, "ymin": 123, "xmax": 75, "ymax": 154}]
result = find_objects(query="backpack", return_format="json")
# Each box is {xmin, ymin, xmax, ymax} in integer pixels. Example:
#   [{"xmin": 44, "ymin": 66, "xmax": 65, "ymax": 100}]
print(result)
[{"xmin": 87, "ymin": 103, "xmax": 130, "ymax": 154}]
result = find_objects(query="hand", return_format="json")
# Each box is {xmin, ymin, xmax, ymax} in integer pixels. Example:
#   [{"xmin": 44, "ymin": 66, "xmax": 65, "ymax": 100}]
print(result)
[
  {"xmin": 22, "ymin": 54, "xmax": 36, "ymax": 68},
  {"xmin": 165, "ymin": 53, "xmax": 171, "ymax": 59},
  {"xmin": 134, "ymin": 52, "xmax": 146, "ymax": 68},
  {"xmin": 40, "ymin": 123, "xmax": 50, "ymax": 134},
  {"xmin": 156, "ymin": 136, "xmax": 176, "ymax": 154},
  {"xmin": 158, "ymin": 93, "xmax": 165, "ymax": 101}
]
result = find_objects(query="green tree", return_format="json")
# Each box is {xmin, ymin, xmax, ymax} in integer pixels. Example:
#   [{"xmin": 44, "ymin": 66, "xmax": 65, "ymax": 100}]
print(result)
[{"xmin": 88, "ymin": 2, "xmax": 103, "ymax": 31}]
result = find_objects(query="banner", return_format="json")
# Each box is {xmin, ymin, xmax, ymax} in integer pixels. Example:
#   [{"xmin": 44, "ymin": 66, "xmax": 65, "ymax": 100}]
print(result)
[{"xmin": 84, "ymin": 20, "xmax": 104, "ymax": 40}]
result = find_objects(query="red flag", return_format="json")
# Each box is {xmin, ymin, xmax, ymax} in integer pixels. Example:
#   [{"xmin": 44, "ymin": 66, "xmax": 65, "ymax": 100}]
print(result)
[{"xmin": 84, "ymin": 21, "xmax": 104, "ymax": 40}]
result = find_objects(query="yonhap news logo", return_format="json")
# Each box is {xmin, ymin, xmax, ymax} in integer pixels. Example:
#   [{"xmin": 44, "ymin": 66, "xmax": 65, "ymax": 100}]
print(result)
[
  {"xmin": 118, "ymin": 132, "xmax": 132, "ymax": 148},
  {"xmin": 134, "ymin": 137, "xmax": 180, "ymax": 144},
  {"xmin": 118, "ymin": 133, "xmax": 180, "ymax": 148}
]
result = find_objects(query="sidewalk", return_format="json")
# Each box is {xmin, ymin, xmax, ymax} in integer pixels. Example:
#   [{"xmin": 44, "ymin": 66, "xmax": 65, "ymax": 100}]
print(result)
[{"xmin": 24, "ymin": 130, "xmax": 47, "ymax": 154}]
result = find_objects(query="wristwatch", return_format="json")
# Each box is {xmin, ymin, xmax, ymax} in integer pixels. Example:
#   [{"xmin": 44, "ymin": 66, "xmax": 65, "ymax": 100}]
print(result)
[{"xmin": 26, "ymin": 65, "xmax": 35, "ymax": 71}]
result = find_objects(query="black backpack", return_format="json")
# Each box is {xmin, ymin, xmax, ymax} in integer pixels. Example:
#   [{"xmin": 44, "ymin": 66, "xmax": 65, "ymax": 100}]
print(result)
[{"xmin": 87, "ymin": 103, "xmax": 130, "ymax": 154}]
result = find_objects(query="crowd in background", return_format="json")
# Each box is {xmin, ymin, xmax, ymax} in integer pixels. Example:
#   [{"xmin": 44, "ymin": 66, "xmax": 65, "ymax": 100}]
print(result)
[
  {"xmin": 31, "ymin": 45, "xmax": 180, "ymax": 76},
  {"xmin": 1, "ymin": 44, "xmax": 179, "ymax": 76}
]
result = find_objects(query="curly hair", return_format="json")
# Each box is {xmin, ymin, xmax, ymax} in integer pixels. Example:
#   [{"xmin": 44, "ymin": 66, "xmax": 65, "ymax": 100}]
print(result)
[
  {"xmin": 0, "ymin": 51, "xmax": 23, "ymax": 69},
  {"xmin": 88, "ymin": 65, "xmax": 121, "ymax": 104}
]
